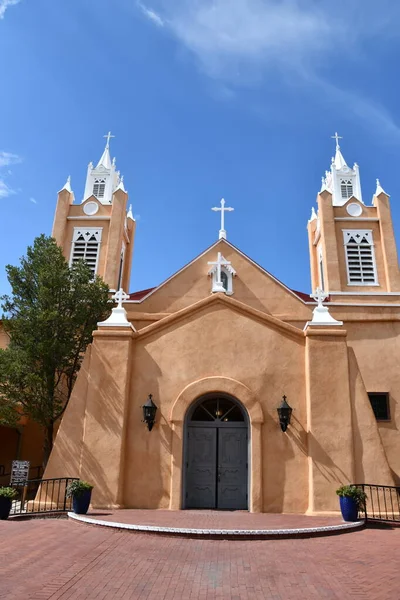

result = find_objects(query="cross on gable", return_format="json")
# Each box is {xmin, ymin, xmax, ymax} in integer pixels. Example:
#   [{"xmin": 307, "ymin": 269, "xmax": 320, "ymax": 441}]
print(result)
[
  {"xmin": 112, "ymin": 288, "xmax": 130, "ymax": 308},
  {"xmin": 211, "ymin": 198, "xmax": 234, "ymax": 240}
]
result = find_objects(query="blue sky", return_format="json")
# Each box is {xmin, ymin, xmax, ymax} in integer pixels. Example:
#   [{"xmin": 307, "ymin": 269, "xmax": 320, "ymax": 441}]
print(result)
[{"xmin": 1, "ymin": 0, "xmax": 400, "ymax": 296}]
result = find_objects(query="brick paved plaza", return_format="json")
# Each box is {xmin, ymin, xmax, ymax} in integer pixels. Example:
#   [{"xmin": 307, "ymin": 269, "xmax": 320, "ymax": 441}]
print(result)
[{"xmin": 0, "ymin": 518, "xmax": 399, "ymax": 599}]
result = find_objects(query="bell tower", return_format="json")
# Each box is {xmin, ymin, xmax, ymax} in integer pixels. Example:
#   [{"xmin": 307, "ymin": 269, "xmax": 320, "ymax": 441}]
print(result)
[
  {"xmin": 52, "ymin": 133, "xmax": 135, "ymax": 292},
  {"xmin": 307, "ymin": 134, "xmax": 400, "ymax": 294}
]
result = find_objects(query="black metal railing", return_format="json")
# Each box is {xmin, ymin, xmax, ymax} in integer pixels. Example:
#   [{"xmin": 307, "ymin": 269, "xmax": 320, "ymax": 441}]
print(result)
[
  {"xmin": 355, "ymin": 484, "xmax": 400, "ymax": 522},
  {"xmin": 10, "ymin": 477, "xmax": 78, "ymax": 516}
]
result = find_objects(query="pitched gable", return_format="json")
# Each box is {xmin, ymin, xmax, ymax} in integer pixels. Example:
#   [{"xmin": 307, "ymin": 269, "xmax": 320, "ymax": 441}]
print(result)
[{"xmin": 126, "ymin": 239, "xmax": 312, "ymax": 322}]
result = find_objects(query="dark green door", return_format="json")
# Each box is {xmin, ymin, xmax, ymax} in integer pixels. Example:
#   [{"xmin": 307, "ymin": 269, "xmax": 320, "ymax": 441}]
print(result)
[
  {"xmin": 185, "ymin": 396, "xmax": 248, "ymax": 510},
  {"xmin": 217, "ymin": 428, "xmax": 248, "ymax": 509}
]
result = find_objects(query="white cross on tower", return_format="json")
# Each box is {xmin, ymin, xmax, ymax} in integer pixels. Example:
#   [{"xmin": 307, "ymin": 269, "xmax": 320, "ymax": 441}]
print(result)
[
  {"xmin": 112, "ymin": 288, "xmax": 130, "ymax": 309},
  {"xmin": 310, "ymin": 287, "xmax": 328, "ymax": 308},
  {"xmin": 212, "ymin": 198, "xmax": 234, "ymax": 240},
  {"xmin": 331, "ymin": 132, "xmax": 342, "ymax": 151},
  {"xmin": 207, "ymin": 252, "xmax": 231, "ymax": 292},
  {"xmin": 104, "ymin": 131, "xmax": 115, "ymax": 148}
]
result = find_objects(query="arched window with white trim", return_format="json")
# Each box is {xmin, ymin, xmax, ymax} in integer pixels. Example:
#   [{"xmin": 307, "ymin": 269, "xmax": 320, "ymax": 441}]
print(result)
[{"xmin": 343, "ymin": 230, "xmax": 378, "ymax": 285}]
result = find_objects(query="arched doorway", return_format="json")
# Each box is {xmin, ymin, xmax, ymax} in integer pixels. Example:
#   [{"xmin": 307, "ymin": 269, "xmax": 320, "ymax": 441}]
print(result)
[{"xmin": 184, "ymin": 394, "xmax": 249, "ymax": 510}]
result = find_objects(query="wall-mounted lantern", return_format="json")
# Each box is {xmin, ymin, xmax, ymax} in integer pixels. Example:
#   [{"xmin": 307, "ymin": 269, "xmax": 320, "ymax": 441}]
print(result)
[
  {"xmin": 142, "ymin": 394, "xmax": 158, "ymax": 431},
  {"xmin": 277, "ymin": 395, "xmax": 292, "ymax": 432}
]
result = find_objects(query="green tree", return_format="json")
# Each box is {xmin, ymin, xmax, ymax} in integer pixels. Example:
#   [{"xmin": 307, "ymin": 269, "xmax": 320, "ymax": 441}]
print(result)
[{"xmin": 0, "ymin": 235, "xmax": 111, "ymax": 467}]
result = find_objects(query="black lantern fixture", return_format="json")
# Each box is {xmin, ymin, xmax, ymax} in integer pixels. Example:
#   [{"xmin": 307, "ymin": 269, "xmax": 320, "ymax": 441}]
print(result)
[
  {"xmin": 277, "ymin": 395, "xmax": 292, "ymax": 432},
  {"xmin": 142, "ymin": 394, "xmax": 158, "ymax": 431}
]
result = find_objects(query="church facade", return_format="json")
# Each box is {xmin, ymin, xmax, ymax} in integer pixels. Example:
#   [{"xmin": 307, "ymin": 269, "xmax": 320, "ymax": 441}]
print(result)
[{"xmin": 41, "ymin": 135, "xmax": 400, "ymax": 514}]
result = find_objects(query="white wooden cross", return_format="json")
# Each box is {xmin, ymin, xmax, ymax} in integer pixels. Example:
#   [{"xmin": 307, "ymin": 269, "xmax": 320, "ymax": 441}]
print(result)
[
  {"xmin": 331, "ymin": 132, "xmax": 342, "ymax": 151},
  {"xmin": 113, "ymin": 288, "xmax": 129, "ymax": 308},
  {"xmin": 208, "ymin": 252, "xmax": 231, "ymax": 292},
  {"xmin": 212, "ymin": 198, "xmax": 234, "ymax": 240},
  {"xmin": 104, "ymin": 131, "xmax": 115, "ymax": 148},
  {"xmin": 310, "ymin": 287, "xmax": 328, "ymax": 308}
]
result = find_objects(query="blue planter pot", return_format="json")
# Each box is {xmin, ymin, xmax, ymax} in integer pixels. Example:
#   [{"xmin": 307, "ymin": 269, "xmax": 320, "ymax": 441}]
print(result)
[
  {"xmin": 0, "ymin": 497, "xmax": 12, "ymax": 520},
  {"xmin": 339, "ymin": 496, "xmax": 359, "ymax": 522},
  {"xmin": 72, "ymin": 489, "xmax": 92, "ymax": 515}
]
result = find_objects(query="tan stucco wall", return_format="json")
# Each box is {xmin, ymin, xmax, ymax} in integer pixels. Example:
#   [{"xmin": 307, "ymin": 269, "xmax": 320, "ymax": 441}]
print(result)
[{"xmin": 124, "ymin": 302, "xmax": 307, "ymax": 513}]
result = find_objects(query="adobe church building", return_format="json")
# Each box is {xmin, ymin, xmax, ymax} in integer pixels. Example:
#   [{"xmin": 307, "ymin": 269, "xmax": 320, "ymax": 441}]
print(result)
[{"xmin": 11, "ymin": 133, "xmax": 400, "ymax": 514}]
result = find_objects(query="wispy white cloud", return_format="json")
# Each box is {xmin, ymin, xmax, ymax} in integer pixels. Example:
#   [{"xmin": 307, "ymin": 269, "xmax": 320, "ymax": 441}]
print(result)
[
  {"xmin": 0, "ymin": 151, "xmax": 22, "ymax": 168},
  {"xmin": 0, "ymin": 180, "xmax": 15, "ymax": 199},
  {"xmin": 138, "ymin": 1, "xmax": 164, "ymax": 27},
  {"xmin": 137, "ymin": 0, "xmax": 400, "ymax": 139},
  {"xmin": 0, "ymin": 0, "xmax": 21, "ymax": 20},
  {"xmin": 0, "ymin": 150, "xmax": 21, "ymax": 198},
  {"xmin": 29, "ymin": 197, "xmax": 37, "ymax": 204}
]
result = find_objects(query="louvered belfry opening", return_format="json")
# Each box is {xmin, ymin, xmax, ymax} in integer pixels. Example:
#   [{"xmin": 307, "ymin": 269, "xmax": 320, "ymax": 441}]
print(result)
[
  {"xmin": 344, "ymin": 231, "xmax": 377, "ymax": 285},
  {"xmin": 70, "ymin": 228, "xmax": 102, "ymax": 278}
]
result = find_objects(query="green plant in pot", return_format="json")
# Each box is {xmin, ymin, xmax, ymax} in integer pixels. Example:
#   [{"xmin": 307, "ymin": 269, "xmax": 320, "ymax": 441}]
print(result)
[
  {"xmin": 66, "ymin": 480, "xmax": 93, "ymax": 515},
  {"xmin": 0, "ymin": 487, "xmax": 18, "ymax": 520},
  {"xmin": 336, "ymin": 485, "xmax": 367, "ymax": 522}
]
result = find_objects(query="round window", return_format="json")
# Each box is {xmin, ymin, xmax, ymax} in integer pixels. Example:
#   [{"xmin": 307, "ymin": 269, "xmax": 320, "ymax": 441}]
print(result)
[
  {"xmin": 346, "ymin": 202, "xmax": 362, "ymax": 217},
  {"xmin": 83, "ymin": 201, "xmax": 99, "ymax": 216}
]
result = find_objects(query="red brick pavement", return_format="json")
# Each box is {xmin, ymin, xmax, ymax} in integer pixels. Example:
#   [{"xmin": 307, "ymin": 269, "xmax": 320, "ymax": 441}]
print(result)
[
  {"xmin": 0, "ymin": 518, "xmax": 399, "ymax": 599},
  {"xmin": 81, "ymin": 509, "xmax": 346, "ymax": 531}
]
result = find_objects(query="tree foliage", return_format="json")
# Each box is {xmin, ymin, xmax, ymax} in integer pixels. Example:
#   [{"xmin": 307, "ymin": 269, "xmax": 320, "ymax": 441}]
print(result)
[{"xmin": 0, "ymin": 235, "xmax": 111, "ymax": 466}]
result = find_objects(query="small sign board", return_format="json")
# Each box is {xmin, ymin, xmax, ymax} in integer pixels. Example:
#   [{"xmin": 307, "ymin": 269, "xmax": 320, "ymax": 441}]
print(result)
[{"xmin": 10, "ymin": 460, "xmax": 30, "ymax": 486}]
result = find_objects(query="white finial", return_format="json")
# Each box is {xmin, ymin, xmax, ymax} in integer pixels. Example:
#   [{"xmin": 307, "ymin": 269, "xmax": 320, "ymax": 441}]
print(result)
[
  {"xmin": 88, "ymin": 161, "xmax": 93, "ymax": 169},
  {"xmin": 207, "ymin": 252, "xmax": 231, "ymax": 292},
  {"xmin": 112, "ymin": 157, "xmax": 116, "ymax": 166},
  {"xmin": 104, "ymin": 131, "xmax": 115, "ymax": 148},
  {"xmin": 116, "ymin": 175, "xmax": 126, "ymax": 193},
  {"xmin": 211, "ymin": 198, "xmax": 234, "ymax": 240},
  {"xmin": 331, "ymin": 132, "xmax": 343, "ymax": 151},
  {"xmin": 98, "ymin": 288, "xmax": 135, "ymax": 329},
  {"xmin": 375, "ymin": 178, "xmax": 388, "ymax": 196},
  {"xmin": 59, "ymin": 175, "xmax": 72, "ymax": 193},
  {"xmin": 309, "ymin": 206, "xmax": 317, "ymax": 221},
  {"xmin": 304, "ymin": 287, "xmax": 343, "ymax": 328},
  {"xmin": 127, "ymin": 203, "xmax": 134, "ymax": 220},
  {"xmin": 311, "ymin": 287, "xmax": 328, "ymax": 308},
  {"xmin": 113, "ymin": 288, "xmax": 130, "ymax": 308}
]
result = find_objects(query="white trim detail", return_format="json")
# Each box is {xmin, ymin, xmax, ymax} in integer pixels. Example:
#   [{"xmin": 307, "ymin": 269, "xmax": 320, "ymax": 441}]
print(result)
[
  {"xmin": 343, "ymin": 230, "xmax": 378, "ymax": 286},
  {"xmin": 335, "ymin": 218, "xmax": 378, "ymax": 222},
  {"xmin": 328, "ymin": 291, "xmax": 399, "ymax": 296},
  {"xmin": 69, "ymin": 227, "xmax": 102, "ymax": 278},
  {"xmin": 67, "ymin": 512, "xmax": 364, "ymax": 537},
  {"xmin": 67, "ymin": 216, "xmax": 111, "ymax": 221}
]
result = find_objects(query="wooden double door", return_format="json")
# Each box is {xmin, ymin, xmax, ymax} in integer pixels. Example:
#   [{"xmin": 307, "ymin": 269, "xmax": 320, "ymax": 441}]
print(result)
[{"xmin": 185, "ymin": 425, "xmax": 248, "ymax": 510}]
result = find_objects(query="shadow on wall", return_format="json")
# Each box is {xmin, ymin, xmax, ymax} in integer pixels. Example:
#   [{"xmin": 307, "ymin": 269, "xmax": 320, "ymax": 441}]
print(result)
[
  {"xmin": 80, "ymin": 342, "xmax": 136, "ymax": 507},
  {"xmin": 123, "ymin": 345, "xmax": 166, "ymax": 509},
  {"xmin": 347, "ymin": 347, "xmax": 396, "ymax": 486}
]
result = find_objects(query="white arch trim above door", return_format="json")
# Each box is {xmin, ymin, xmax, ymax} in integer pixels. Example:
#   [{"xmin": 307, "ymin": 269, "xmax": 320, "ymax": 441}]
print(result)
[{"xmin": 169, "ymin": 376, "xmax": 264, "ymax": 512}]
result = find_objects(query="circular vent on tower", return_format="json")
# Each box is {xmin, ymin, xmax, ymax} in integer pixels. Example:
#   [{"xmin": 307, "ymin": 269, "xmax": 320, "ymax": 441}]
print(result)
[
  {"xmin": 346, "ymin": 203, "xmax": 362, "ymax": 217},
  {"xmin": 83, "ymin": 201, "xmax": 99, "ymax": 216}
]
